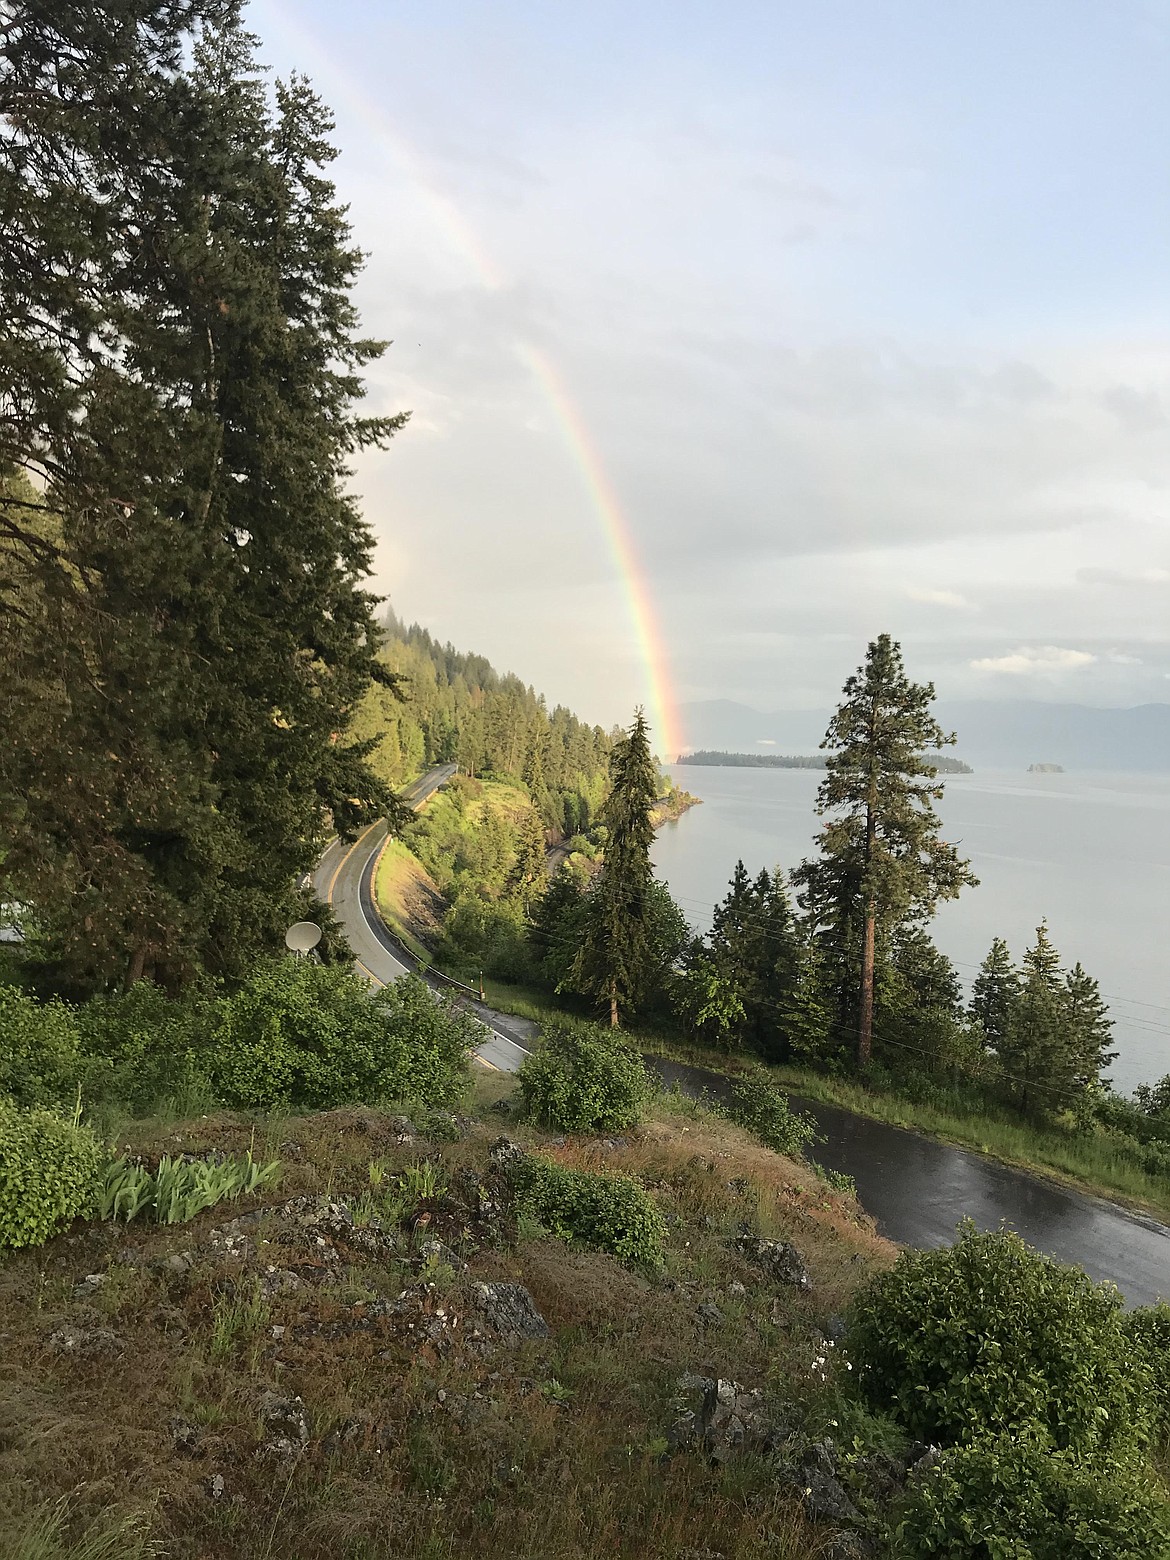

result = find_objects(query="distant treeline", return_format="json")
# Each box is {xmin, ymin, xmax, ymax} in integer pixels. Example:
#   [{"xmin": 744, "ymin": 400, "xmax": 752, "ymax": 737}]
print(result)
[
  {"xmin": 677, "ymin": 749, "xmax": 973, "ymax": 775},
  {"xmin": 350, "ymin": 610, "xmax": 613, "ymax": 837}
]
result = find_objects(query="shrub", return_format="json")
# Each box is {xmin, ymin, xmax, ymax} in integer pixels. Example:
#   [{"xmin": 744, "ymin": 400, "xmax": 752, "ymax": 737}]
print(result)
[
  {"xmin": 893, "ymin": 1436, "xmax": 1170, "ymax": 1559},
  {"xmin": 725, "ymin": 1071, "xmax": 820, "ymax": 1158},
  {"xmin": 1123, "ymin": 1301, "xmax": 1170, "ymax": 1440},
  {"xmin": 208, "ymin": 961, "xmax": 473, "ymax": 1110},
  {"xmin": 74, "ymin": 981, "xmax": 214, "ymax": 1116},
  {"xmin": 508, "ymin": 1154, "xmax": 666, "ymax": 1267},
  {"xmin": 518, "ymin": 1017, "xmax": 651, "ymax": 1131},
  {"xmin": 848, "ymin": 1220, "xmax": 1149, "ymax": 1455},
  {"xmin": 0, "ymin": 983, "xmax": 83, "ymax": 1108},
  {"xmin": 0, "ymin": 1100, "xmax": 104, "ymax": 1247}
]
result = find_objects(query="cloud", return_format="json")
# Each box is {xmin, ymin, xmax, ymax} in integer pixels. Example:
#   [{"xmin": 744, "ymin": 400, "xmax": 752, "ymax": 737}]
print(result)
[
  {"xmin": 906, "ymin": 586, "xmax": 969, "ymax": 608},
  {"xmin": 757, "ymin": 738, "xmax": 776, "ymax": 745},
  {"xmin": 969, "ymin": 646, "xmax": 1097, "ymax": 674},
  {"xmin": 1077, "ymin": 565, "xmax": 1170, "ymax": 587},
  {"xmin": 1102, "ymin": 385, "xmax": 1167, "ymax": 434}
]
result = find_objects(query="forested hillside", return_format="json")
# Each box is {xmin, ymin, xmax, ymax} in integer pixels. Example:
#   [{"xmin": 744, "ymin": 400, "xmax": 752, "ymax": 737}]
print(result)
[{"xmin": 352, "ymin": 610, "xmax": 614, "ymax": 837}]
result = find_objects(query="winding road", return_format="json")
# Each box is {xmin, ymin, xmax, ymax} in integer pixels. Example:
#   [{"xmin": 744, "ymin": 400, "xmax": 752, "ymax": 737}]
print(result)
[
  {"xmin": 315, "ymin": 768, "xmax": 1170, "ymax": 1302},
  {"xmin": 313, "ymin": 764, "xmax": 532, "ymax": 1072}
]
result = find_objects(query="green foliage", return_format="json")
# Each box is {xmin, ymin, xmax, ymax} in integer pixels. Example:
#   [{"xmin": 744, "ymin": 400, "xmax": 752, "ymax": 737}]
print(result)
[
  {"xmin": 207, "ymin": 960, "xmax": 472, "ymax": 1111},
  {"xmin": 99, "ymin": 1150, "xmax": 279, "ymax": 1225},
  {"xmin": 353, "ymin": 613, "xmax": 612, "ymax": 835},
  {"xmin": 1123, "ymin": 1302, "xmax": 1170, "ymax": 1441},
  {"xmin": 0, "ymin": 12, "xmax": 402, "ymax": 993},
  {"xmin": 0, "ymin": 983, "xmax": 82, "ymax": 1108},
  {"xmin": 568, "ymin": 710, "xmax": 662, "ymax": 1025},
  {"xmin": 724, "ymin": 1072, "xmax": 820, "ymax": 1158},
  {"xmin": 508, "ymin": 1154, "xmax": 667, "ymax": 1267},
  {"xmin": 671, "ymin": 947, "xmax": 746, "ymax": 1049},
  {"xmin": 848, "ymin": 1221, "xmax": 1149, "ymax": 1456},
  {"xmin": 518, "ymin": 1016, "xmax": 652, "ymax": 1132},
  {"xmin": 0, "ymin": 1100, "xmax": 104, "ymax": 1248},
  {"xmin": 893, "ymin": 1437, "xmax": 1170, "ymax": 1559},
  {"xmin": 794, "ymin": 633, "xmax": 977, "ymax": 1068}
]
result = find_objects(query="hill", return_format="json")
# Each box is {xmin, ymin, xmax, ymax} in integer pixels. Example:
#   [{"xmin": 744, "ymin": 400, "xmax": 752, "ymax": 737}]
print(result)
[{"xmin": 677, "ymin": 699, "xmax": 1170, "ymax": 771}]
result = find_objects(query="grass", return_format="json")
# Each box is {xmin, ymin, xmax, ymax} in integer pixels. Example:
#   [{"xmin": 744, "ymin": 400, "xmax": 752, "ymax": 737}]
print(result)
[
  {"xmin": 372, "ymin": 838, "xmax": 443, "ymax": 962},
  {"xmin": 0, "ymin": 1073, "xmax": 894, "ymax": 1559},
  {"xmin": 765, "ymin": 1063, "xmax": 1170, "ymax": 1221}
]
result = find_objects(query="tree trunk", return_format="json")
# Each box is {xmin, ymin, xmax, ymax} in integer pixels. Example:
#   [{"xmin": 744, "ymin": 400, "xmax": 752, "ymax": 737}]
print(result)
[
  {"xmin": 126, "ymin": 943, "xmax": 146, "ymax": 990},
  {"xmin": 858, "ymin": 904, "xmax": 875, "ymax": 1068},
  {"xmin": 609, "ymin": 984, "xmax": 619, "ymax": 1028}
]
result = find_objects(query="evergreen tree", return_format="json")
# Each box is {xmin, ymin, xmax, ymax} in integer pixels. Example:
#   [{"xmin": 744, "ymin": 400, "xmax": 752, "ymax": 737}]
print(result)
[
  {"xmin": 969, "ymin": 937, "xmax": 1020, "ymax": 1052},
  {"xmin": 570, "ymin": 710, "xmax": 659, "ymax": 1026},
  {"xmin": 793, "ymin": 634, "xmax": 977, "ymax": 1068},
  {"xmin": 0, "ymin": 8, "xmax": 406, "ymax": 989},
  {"xmin": 504, "ymin": 805, "xmax": 548, "ymax": 913},
  {"xmin": 1064, "ymin": 962, "xmax": 1116, "ymax": 1091},
  {"xmin": 997, "ymin": 922, "xmax": 1068, "ymax": 1118}
]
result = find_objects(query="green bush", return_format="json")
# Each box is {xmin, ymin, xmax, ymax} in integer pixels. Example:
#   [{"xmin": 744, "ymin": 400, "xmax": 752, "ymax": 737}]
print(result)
[
  {"xmin": 848, "ymin": 1221, "xmax": 1149, "ymax": 1455},
  {"xmin": 725, "ymin": 1071, "xmax": 820, "ymax": 1158},
  {"xmin": 0, "ymin": 983, "xmax": 83, "ymax": 1108},
  {"xmin": 893, "ymin": 1436, "xmax": 1170, "ymax": 1559},
  {"xmin": 208, "ymin": 961, "xmax": 473, "ymax": 1110},
  {"xmin": 0, "ymin": 1100, "xmax": 104, "ymax": 1247},
  {"xmin": 73, "ymin": 981, "xmax": 212, "ymax": 1115},
  {"xmin": 508, "ymin": 1154, "xmax": 666, "ymax": 1266},
  {"xmin": 518, "ymin": 1017, "xmax": 651, "ymax": 1132},
  {"xmin": 1123, "ymin": 1301, "xmax": 1170, "ymax": 1440}
]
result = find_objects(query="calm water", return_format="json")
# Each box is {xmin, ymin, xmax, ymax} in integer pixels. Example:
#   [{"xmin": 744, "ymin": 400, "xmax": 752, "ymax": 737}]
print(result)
[{"xmin": 653, "ymin": 767, "xmax": 1170, "ymax": 1096}]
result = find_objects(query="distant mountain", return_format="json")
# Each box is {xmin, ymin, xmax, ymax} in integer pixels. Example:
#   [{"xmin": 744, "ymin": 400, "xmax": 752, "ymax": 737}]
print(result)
[{"xmin": 676, "ymin": 699, "xmax": 1170, "ymax": 771}]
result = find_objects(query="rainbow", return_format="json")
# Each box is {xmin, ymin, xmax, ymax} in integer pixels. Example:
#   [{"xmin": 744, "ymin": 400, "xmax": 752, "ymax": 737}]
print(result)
[{"xmin": 254, "ymin": 1, "xmax": 682, "ymax": 759}]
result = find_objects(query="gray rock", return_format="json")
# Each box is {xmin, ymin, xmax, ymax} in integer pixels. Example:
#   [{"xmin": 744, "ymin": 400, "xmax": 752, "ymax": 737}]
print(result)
[
  {"xmin": 169, "ymin": 1413, "xmax": 201, "ymax": 1456},
  {"xmin": 389, "ymin": 1115, "xmax": 418, "ymax": 1143},
  {"xmin": 800, "ymin": 1468, "xmax": 862, "ymax": 1525},
  {"xmin": 908, "ymin": 1445, "xmax": 944, "ymax": 1482},
  {"xmin": 726, "ymin": 1279, "xmax": 747, "ymax": 1299},
  {"xmin": 696, "ymin": 1300, "xmax": 724, "ymax": 1327},
  {"xmin": 48, "ymin": 1324, "xmax": 123, "ymax": 1358},
  {"xmin": 822, "ymin": 1535, "xmax": 878, "ymax": 1560},
  {"xmin": 472, "ymin": 1281, "xmax": 549, "ymax": 1341},
  {"xmin": 418, "ymin": 1237, "xmax": 467, "ymax": 1273},
  {"xmin": 71, "ymin": 1273, "xmax": 106, "ymax": 1300},
  {"xmin": 204, "ymin": 1473, "xmax": 226, "ymax": 1501},
  {"xmin": 489, "ymin": 1136, "xmax": 527, "ymax": 1169},
  {"xmin": 825, "ymin": 1313, "xmax": 848, "ymax": 1343},
  {"xmin": 732, "ymin": 1234, "xmax": 811, "ymax": 1291},
  {"xmin": 257, "ymin": 1390, "xmax": 309, "ymax": 1445}
]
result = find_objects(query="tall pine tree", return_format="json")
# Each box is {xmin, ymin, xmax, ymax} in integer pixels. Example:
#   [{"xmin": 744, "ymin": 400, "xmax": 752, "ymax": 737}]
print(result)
[
  {"xmin": 794, "ymin": 634, "xmax": 976, "ymax": 1068},
  {"xmin": 570, "ymin": 710, "xmax": 658, "ymax": 1026},
  {"xmin": 0, "ymin": 7, "xmax": 406, "ymax": 989}
]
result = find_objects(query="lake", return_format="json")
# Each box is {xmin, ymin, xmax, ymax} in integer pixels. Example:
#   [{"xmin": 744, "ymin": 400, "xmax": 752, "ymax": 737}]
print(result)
[{"xmin": 652, "ymin": 766, "xmax": 1170, "ymax": 1096}]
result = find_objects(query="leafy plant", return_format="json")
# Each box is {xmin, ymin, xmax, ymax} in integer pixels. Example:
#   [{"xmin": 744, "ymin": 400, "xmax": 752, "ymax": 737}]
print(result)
[
  {"xmin": 724, "ymin": 1071, "xmax": 820, "ymax": 1158},
  {"xmin": 848, "ymin": 1220, "xmax": 1151, "ymax": 1456},
  {"xmin": 99, "ymin": 1150, "xmax": 279, "ymax": 1226},
  {"xmin": 0, "ymin": 984, "xmax": 83, "ymax": 1109},
  {"xmin": 0, "ymin": 1099, "xmax": 104, "ymax": 1248},
  {"xmin": 1122, "ymin": 1301, "xmax": 1170, "ymax": 1441},
  {"xmin": 507, "ymin": 1153, "xmax": 666, "ymax": 1267},
  {"xmin": 208, "ymin": 962, "xmax": 473, "ymax": 1111},
  {"xmin": 518, "ymin": 1016, "xmax": 651, "ymax": 1132},
  {"xmin": 892, "ymin": 1436, "xmax": 1170, "ymax": 1559}
]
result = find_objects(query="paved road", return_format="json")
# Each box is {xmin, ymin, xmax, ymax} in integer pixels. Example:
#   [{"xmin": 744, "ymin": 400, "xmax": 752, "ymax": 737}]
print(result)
[{"xmin": 313, "ymin": 768, "xmax": 533, "ymax": 1072}]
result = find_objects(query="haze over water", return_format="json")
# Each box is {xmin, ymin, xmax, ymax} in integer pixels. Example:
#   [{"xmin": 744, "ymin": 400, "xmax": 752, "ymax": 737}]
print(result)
[{"xmin": 651, "ymin": 766, "xmax": 1170, "ymax": 1097}]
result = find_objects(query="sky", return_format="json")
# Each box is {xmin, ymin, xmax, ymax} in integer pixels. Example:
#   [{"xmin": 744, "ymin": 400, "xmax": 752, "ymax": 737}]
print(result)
[{"xmin": 253, "ymin": 0, "xmax": 1170, "ymax": 749}]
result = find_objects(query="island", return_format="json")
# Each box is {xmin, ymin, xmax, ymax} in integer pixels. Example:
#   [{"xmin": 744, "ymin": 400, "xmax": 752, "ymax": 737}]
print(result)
[{"xmin": 1028, "ymin": 762, "xmax": 1065, "ymax": 774}]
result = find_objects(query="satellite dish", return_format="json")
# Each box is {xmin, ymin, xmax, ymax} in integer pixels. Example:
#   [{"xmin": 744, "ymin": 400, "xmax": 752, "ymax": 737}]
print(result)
[{"xmin": 284, "ymin": 920, "xmax": 323, "ymax": 954}]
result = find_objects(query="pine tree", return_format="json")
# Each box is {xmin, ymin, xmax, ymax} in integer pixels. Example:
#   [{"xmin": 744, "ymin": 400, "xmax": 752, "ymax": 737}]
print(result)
[
  {"xmin": 1064, "ymin": 962, "xmax": 1116, "ymax": 1091},
  {"xmin": 0, "ymin": 9, "xmax": 407, "ymax": 989},
  {"xmin": 969, "ymin": 937, "xmax": 1020, "ymax": 1052},
  {"xmin": 997, "ymin": 922, "xmax": 1067, "ymax": 1118},
  {"xmin": 505, "ymin": 805, "xmax": 548, "ymax": 913},
  {"xmin": 570, "ymin": 710, "xmax": 659, "ymax": 1026},
  {"xmin": 793, "ymin": 634, "xmax": 977, "ymax": 1068}
]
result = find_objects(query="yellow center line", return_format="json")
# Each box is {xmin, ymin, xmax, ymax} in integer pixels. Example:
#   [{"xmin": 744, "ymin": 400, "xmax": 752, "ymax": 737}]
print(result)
[{"xmin": 324, "ymin": 821, "xmax": 383, "ymax": 906}]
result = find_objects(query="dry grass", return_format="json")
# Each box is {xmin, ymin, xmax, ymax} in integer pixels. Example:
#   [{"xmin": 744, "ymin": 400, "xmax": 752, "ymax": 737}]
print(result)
[
  {"xmin": 373, "ymin": 839, "xmax": 445, "ymax": 957},
  {"xmin": 0, "ymin": 1075, "xmax": 895, "ymax": 1559}
]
